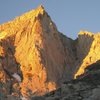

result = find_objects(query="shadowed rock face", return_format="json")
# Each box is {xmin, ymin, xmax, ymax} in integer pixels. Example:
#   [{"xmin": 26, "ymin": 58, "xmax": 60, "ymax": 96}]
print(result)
[
  {"xmin": 29, "ymin": 60, "xmax": 100, "ymax": 100},
  {"xmin": 0, "ymin": 5, "xmax": 100, "ymax": 99},
  {"xmin": 41, "ymin": 60, "xmax": 100, "ymax": 100},
  {"xmin": 74, "ymin": 32, "xmax": 100, "ymax": 78}
]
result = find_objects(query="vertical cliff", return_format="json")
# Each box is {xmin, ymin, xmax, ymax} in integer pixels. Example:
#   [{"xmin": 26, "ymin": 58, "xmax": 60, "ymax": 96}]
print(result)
[
  {"xmin": 0, "ymin": 5, "xmax": 76, "ymax": 97},
  {"xmin": 74, "ymin": 31, "xmax": 100, "ymax": 78}
]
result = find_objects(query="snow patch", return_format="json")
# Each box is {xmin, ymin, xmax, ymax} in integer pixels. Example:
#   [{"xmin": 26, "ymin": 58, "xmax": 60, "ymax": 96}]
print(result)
[{"xmin": 12, "ymin": 73, "xmax": 21, "ymax": 82}]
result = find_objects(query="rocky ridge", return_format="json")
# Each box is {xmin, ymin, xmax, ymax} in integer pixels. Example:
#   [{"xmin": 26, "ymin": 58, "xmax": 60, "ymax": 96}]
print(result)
[{"xmin": 0, "ymin": 5, "xmax": 100, "ymax": 100}]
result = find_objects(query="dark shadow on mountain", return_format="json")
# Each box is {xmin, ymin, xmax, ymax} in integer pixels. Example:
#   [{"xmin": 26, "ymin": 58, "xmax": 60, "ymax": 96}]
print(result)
[
  {"xmin": 76, "ymin": 60, "xmax": 100, "ymax": 85},
  {"xmin": 0, "ymin": 36, "xmax": 22, "ymax": 95},
  {"xmin": 85, "ymin": 60, "xmax": 100, "ymax": 72},
  {"xmin": 74, "ymin": 33, "xmax": 94, "ymax": 78}
]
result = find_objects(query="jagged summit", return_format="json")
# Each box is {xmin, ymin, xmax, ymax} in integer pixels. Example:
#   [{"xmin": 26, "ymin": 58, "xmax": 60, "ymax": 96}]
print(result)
[
  {"xmin": 0, "ymin": 5, "xmax": 75, "ymax": 98},
  {"xmin": 78, "ymin": 31, "xmax": 93, "ymax": 36},
  {"xmin": 0, "ymin": 5, "xmax": 100, "ymax": 100},
  {"xmin": 18, "ymin": 4, "xmax": 46, "ymax": 19},
  {"xmin": 18, "ymin": 5, "xmax": 46, "ymax": 21},
  {"xmin": 0, "ymin": 5, "xmax": 54, "ymax": 38},
  {"xmin": 37, "ymin": 5, "xmax": 45, "ymax": 11}
]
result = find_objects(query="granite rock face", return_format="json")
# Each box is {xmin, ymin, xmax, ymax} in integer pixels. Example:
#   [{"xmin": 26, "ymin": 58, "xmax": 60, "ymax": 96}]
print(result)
[
  {"xmin": 0, "ymin": 5, "xmax": 76, "ymax": 98},
  {"xmin": 74, "ymin": 31, "xmax": 100, "ymax": 78},
  {"xmin": 0, "ymin": 5, "xmax": 100, "ymax": 99}
]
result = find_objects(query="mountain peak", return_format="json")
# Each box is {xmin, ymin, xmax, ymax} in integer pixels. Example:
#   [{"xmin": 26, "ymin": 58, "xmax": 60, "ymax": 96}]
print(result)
[
  {"xmin": 35, "ymin": 5, "xmax": 45, "ymax": 16},
  {"xmin": 0, "ymin": 5, "xmax": 49, "ymax": 36},
  {"xmin": 0, "ymin": 5, "xmax": 75, "ymax": 97},
  {"xmin": 37, "ymin": 5, "xmax": 44, "ymax": 11},
  {"xmin": 78, "ymin": 31, "xmax": 93, "ymax": 36},
  {"xmin": 1, "ymin": 5, "xmax": 100, "ymax": 100}
]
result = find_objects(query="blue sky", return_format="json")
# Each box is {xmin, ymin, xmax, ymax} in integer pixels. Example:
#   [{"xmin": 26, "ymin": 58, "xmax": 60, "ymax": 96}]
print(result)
[{"xmin": 0, "ymin": 0, "xmax": 100, "ymax": 39}]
